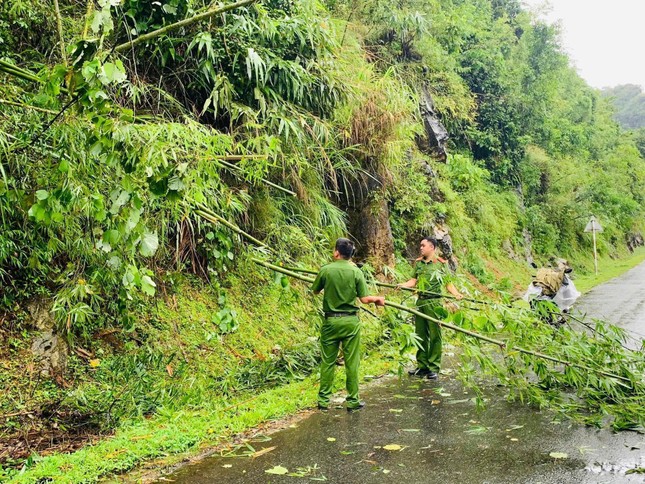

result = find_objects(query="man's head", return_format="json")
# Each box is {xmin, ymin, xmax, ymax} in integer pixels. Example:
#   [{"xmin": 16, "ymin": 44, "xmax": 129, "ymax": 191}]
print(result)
[
  {"xmin": 334, "ymin": 238, "xmax": 355, "ymax": 260},
  {"xmin": 420, "ymin": 236, "xmax": 437, "ymax": 259}
]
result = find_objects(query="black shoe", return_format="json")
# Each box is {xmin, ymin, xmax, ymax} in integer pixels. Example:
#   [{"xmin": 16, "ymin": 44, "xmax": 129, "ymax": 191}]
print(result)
[
  {"xmin": 317, "ymin": 404, "xmax": 329, "ymax": 411},
  {"xmin": 425, "ymin": 371, "xmax": 439, "ymax": 380},
  {"xmin": 347, "ymin": 401, "xmax": 366, "ymax": 412},
  {"xmin": 408, "ymin": 368, "xmax": 430, "ymax": 377}
]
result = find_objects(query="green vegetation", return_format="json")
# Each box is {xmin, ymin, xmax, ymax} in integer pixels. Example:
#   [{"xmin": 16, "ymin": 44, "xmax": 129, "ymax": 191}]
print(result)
[
  {"xmin": 602, "ymin": 84, "xmax": 645, "ymax": 129},
  {"xmin": 1, "ymin": 0, "xmax": 645, "ymax": 481},
  {"xmin": 574, "ymin": 246, "xmax": 645, "ymax": 294}
]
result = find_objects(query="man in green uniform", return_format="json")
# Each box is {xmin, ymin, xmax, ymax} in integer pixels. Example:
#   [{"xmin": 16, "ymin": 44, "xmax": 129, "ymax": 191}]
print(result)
[
  {"xmin": 398, "ymin": 236, "xmax": 463, "ymax": 380},
  {"xmin": 312, "ymin": 238, "xmax": 385, "ymax": 411}
]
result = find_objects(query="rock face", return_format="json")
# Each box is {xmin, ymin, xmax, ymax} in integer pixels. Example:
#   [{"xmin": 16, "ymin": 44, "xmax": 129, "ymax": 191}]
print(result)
[
  {"xmin": 31, "ymin": 330, "xmax": 68, "ymax": 377},
  {"xmin": 27, "ymin": 299, "xmax": 68, "ymax": 377},
  {"xmin": 626, "ymin": 232, "xmax": 644, "ymax": 252},
  {"xmin": 416, "ymin": 83, "xmax": 449, "ymax": 162}
]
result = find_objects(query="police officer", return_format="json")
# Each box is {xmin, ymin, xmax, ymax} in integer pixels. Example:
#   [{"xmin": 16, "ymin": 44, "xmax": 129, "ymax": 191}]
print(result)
[
  {"xmin": 398, "ymin": 236, "xmax": 463, "ymax": 380},
  {"xmin": 312, "ymin": 238, "xmax": 385, "ymax": 411}
]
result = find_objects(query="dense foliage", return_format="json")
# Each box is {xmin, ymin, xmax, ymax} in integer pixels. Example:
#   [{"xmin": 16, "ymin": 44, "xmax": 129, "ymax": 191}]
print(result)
[
  {"xmin": 602, "ymin": 84, "xmax": 645, "ymax": 129},
  {"xmin": 1, "ymin": 0, "xmax": 645, "ymax": 479}
]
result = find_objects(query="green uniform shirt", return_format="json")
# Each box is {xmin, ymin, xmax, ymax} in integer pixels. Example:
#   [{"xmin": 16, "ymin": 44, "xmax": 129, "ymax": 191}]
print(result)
[
  {"xmin": 413, "ymin": 259, "xmax": 447, "ymax": 296},
  {"xmin": 311, "ymin": 259, "xmax": 369, "ymax": 313}
]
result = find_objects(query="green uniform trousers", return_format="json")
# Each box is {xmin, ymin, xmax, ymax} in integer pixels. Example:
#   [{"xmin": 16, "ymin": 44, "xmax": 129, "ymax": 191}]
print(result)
[
  {"xmin": 318, "ymin": 315, "xmax": 361, "ymax": 409},
  {"xmin": 415, "ymin": 299, "xmax": 443, "ymax": 372}
]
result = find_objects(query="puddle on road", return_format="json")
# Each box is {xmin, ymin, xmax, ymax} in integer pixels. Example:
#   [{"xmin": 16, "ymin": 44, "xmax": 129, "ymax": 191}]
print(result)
[{"xmin": 162, "ymin": 375, "xmax": 645, "ymax": 483}]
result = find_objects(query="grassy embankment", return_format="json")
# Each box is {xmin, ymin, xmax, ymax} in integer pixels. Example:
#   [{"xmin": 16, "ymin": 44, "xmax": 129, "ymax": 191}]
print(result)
[{"xmin": 574, "ymin": 247, "xmax": 645, "ymax": 293}]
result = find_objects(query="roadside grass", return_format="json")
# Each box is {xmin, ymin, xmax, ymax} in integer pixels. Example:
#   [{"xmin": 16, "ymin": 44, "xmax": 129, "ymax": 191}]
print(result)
[
  {"xmin": 8, "ymin": 355, "xmax": 396, "ymax": 484},
  {"xmin": 574, "ymin": 246, "xmax": 645, "ymax": 294}
]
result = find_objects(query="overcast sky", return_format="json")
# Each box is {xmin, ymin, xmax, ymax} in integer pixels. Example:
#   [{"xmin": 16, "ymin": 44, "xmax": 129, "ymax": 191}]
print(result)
[{"xmin": 521, "ymin": 0, "xmax": 645, "ymax": 90}]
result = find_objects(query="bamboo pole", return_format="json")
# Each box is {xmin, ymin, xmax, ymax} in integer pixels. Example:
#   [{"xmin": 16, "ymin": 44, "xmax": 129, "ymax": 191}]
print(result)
[
  {"xmin": 195, "ymin": 205, "xmax": 273, "ymax": 252},
  {"xmin": 281, "ymin": 264, "xmax": 487, "ymax": 304},
  {"xmin": 0, "ymin": 99, "xmax": 59, "ymax": 115},
  {"xmin": 252, "ymin": 258, "xmax": 632, "ymax": 384},
  {"xmin": 114, "ymin": 0, "xmax": 257, "ymax": 53},
  {"xmin": 53, "ymin": 0, "xmax": 68, "ymax": 66},
  {"xmin": 0, "ymin": 61, "xmax": 42, "ymax": 83},
  {"xmin": 0, "ymin": 60, "xmax": 69, "ymax": 94},
  {"xmin": 215, "ymin": 158, "xmax": 296, "ymax": 196}
]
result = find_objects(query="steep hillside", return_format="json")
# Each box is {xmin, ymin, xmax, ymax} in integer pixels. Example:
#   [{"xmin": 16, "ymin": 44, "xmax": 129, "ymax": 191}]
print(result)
[{"xmin": 1, "ymin": 0, "xmax": 645, "ymax": 480}]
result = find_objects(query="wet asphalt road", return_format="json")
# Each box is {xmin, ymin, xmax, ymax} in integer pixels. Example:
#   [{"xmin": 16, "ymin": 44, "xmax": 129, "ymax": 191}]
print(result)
[
  {"xmin": 165, "ymin": 375, "xmax": 645, "ymax": 483},
  {"xmin": 162, "ymin": 264, "xmax": 645, "ymax": 483},
  {"xmin": 576, "ymin": 262, "xmax": 645, "ymax": 349}
]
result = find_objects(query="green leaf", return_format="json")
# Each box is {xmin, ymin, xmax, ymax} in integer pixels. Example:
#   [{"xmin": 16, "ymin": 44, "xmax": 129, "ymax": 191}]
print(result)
[
  {"xmin": 104, "ymin": 229, "xmax": 120, "ymax": 246},
  {"xmin": 549, "ymin": 452, "xmax": 568, "ymax": 459},
  {"xmin": 140, "ymin": 275, "xmax": 156, "ymax": 296},
  {"xmin": 265, "ymin": 466, "xmax": 288, "ymax": 475},
  {"xmin": 58, "ymin": 159, "xmax": 70, "ymax": 173},
  {"xmin": 139, "ymin": 231, "xmax": 159, "ymax": 257},
  {"xmin": 36, "ymin": 190, "xmax": 49, "ymax": 200}
]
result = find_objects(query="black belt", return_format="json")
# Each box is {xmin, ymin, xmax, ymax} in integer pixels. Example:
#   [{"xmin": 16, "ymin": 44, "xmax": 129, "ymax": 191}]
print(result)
[{"xmin": 325, "ymin": 311, "xmax": 358, "ymax": 318}]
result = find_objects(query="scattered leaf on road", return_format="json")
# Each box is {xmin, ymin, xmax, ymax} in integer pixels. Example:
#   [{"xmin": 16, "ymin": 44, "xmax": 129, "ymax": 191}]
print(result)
[
  {"xmin": 383, "ymin": 444, "xmax": 402, "ymax": 451},
  {"xmin": 549, "ymin": 452, "xmax": 568, "ymax": 459},
  {"xmin": 265, "ymin": 465, "xmax": 289, "ymax": 475},
  {"xmin": 327, "ymin": 437, "xmax": 336, "ymax": 442}
]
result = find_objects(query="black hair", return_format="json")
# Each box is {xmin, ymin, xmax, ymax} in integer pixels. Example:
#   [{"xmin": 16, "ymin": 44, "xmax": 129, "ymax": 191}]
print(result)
[
  {"xmin": 335, "ymin": 238, "xmax": 355, "ymax": 259},
  {"xmin": 422, "ymin": 236, "xmax": 437, "ymax": 248}
]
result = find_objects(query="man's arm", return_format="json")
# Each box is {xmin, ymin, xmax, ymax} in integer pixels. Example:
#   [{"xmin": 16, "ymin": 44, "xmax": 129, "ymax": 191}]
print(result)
[
  {"xmin": 397, "ymin": 278, "xmax": 417, "ymax": 289},
  {"xmin": 311, "ymin": 268, "xmax": 325, "ymax": 295},
  {"xmin": 360, "ymin": 295, "xmax": 385, "ymax": 306},
  {"xmin": 446, "ymin": 282, "xmax": 463, "ymax": 299}
]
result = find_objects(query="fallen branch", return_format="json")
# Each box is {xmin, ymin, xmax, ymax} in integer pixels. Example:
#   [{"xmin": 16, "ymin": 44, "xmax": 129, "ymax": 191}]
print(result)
[
  {"xmin": 252, "ymin": 258, "xmax": 633, "ymax": 384},
  {"xmin": 195, "ymin": 204, "xmax": 273, "ymax": 252},
  {"xmin": 0, "ymin": 98, "xmax": 58, "ymax": 115},
  {"xmin": 114, "ymin": 0, "xmax": 257, "ymax": 53},
  {"xmin": 280, "ymin": 264, "xmax": 487, "ymax": 304},
  {"xmin": 215, "ymin": 158, "xmax": 296, "ymax": 196}
]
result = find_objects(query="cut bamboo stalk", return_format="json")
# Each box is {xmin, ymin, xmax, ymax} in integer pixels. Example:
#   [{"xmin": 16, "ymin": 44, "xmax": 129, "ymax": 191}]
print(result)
[
  {"xmin": 53, "ymin": 0, "xmax": 68, "ymax": 66},
  {"xmin": 215, "ymin": 158, "xmax": 296, "ymax": 196},
  {"xmin": 0, "ymin": 99, "xmax": 58, "ymax": 115},
  {"xmin": 280, "ymin": 264, "xmax": 486, "ymax": 303},
  {"xmin": 252, "ymin": 258, "xmax": 633, "ymax": 384},
  {"xmin": 195, "ymin": 206, "xmax": 273, "ymax": 252},
  {"xmin": 114, "ymin": 0, "xmax": 257, "ymax": 53}
]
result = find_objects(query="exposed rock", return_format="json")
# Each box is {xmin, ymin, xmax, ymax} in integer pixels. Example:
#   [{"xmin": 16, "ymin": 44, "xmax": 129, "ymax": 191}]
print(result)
[
  {"xmin": 415, "ymin": 82, "xmax": 449, "ymax": 161},
  {"xmin": 27, "ymin": 298, "xmax": 68, "ymax": 377},
  {"xmin": 31, "ymin": 330, "xmax": 68, "ymax": 377},
  {"xmin": 626, "ymin": 232, "xmax": 644, "ymax": 252},
  {"xmin": 27, "ymin": 298, "xmax": 56, "ymax": 331}
]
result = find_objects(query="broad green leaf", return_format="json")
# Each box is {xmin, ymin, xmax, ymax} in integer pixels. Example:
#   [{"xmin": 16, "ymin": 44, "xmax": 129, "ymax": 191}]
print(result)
[
  {"xmin": 549, "ymin": 452, "xmax": 568, "ymax": 459},
  {"xmin": 139, "ymin": 231, "xmax": 159, "ymax": 257},
  {"xmin": 141, "ymin": 275, "xmax": 156, "ymax": 296},
  {"xmin": 265, "ymin": 465, "xmax": 288, "ymax": 475}
]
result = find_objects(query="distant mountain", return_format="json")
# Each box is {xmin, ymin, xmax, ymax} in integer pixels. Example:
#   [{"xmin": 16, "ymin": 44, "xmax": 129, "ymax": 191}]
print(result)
[{"xmin": 601, "ymin": 84, "xmax": 645, "ymax": 129}]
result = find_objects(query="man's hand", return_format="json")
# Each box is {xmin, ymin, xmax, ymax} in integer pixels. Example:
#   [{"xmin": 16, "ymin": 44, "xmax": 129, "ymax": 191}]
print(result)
[
  {"xmin": 373, "ymin": 296, "xmax": 386, "ymax": 307},
  {"xmin": 445, "ymin": 301, "xmax": 459, "ymax": 313}
]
